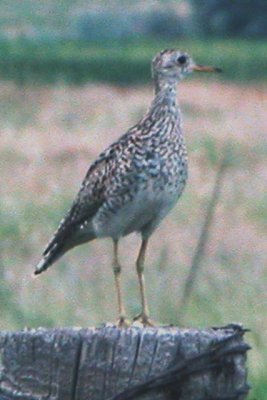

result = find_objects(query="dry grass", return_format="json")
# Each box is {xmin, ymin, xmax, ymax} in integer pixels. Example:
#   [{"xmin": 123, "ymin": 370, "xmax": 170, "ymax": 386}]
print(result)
[{"xmin": 1, "ymin": 80, "xmax": 267, "ymax": 378}]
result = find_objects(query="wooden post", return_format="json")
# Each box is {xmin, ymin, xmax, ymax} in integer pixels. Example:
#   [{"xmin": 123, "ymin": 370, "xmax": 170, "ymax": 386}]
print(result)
[{"xmin": 0, "ymin": 324, "xmax": 249, "ymax": 400}]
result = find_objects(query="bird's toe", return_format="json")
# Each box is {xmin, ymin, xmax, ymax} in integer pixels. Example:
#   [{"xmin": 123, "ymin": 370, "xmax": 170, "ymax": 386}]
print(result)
[
  {"xmin": 133, "ymin": 313, "xmax": 155, "ymax": 327},
  {"xmin": 116, "ymin": 316, "xmax": 131, "ymax": 328}
]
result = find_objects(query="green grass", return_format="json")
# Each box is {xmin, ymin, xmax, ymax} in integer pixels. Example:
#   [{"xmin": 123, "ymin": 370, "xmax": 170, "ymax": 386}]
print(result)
[
  {"xmin": 0, "ymin": 38, "xmax": 266, "ymax": 84},
  {"xmin": 250, "ymin": 376, "xmax": 267, "ymax": 400}
]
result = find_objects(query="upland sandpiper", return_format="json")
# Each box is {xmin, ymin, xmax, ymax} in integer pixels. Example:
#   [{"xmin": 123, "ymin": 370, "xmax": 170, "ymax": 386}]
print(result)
[{"xmin": 35, "ymin": 49, "xmax": 220, "ymax": 326}]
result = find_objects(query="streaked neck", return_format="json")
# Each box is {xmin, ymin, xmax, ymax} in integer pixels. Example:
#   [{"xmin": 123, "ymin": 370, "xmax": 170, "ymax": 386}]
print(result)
[
  {"xmin": 154, "ymin": 73, "xmax": 178, "ymax": 95},
  {"xmin": 150, "ymin": 75, "xmax": 179, "ymax": 116}
]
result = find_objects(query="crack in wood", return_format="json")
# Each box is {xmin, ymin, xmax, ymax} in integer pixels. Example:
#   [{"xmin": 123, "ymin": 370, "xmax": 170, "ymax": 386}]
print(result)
[
  {"xmin": 110, "ymin": 330, "xmax": 249, "ymax": 400},
  {"xmin": 102, "ymin": 328, "xmax": 121, "ymax": 400},
  {"xmin": 128, "ymin": 329, "xmax": 142, "ymax": 387},
  {"xmin": 0, "ymin": 326, "xmax": 249, "ymax": 400},
  {"xmin": 145, "ymin": 331, "xmax": 159, "ymax": 379},
  {"xmin": 70, "ymin": 336, "xmax": 83, "ymax": 400}
]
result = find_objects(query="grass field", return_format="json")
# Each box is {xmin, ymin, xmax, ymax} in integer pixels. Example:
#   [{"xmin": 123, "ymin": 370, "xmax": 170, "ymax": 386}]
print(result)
[
  {"xmin": 1, "ymin": 76, "xmax": 267, "ymax": 397},
  {"xmin": 0, "ymin": 38, "xmax": 267, "ymax": 84}
]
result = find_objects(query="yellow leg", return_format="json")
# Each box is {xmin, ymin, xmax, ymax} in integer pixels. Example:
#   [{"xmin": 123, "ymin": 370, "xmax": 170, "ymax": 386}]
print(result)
[
  {"xmin": 134, "ymin": 239, "xmax": 154, "ymax": 327},
  {"xmin": 112, "ymin": 240, "xmax": 129, "ymax": 327}
]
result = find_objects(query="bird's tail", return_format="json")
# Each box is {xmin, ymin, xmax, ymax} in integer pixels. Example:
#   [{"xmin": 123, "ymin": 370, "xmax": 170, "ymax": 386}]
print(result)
[
  {"xmin": 34, "ymin": 243, "xmax": 64, "ymax": 275},
  {"xmin": 35, "ymin": 230, "xmax": 95, "ymax": 275}
]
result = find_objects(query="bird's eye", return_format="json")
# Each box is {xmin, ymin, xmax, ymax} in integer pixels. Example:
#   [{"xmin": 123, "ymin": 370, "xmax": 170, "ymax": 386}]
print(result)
[{"xmin": 177, "ymin": 55, "xmax": 187, "ymax": 65}]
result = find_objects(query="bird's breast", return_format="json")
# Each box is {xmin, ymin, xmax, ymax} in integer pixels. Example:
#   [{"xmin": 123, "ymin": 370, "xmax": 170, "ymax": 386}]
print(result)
[
  {"xmin": 92, "ymin": 133, "xmax": 188, "ymax": 239},
  {"xmin": 134, "ymin": 142, "xmax": 188, "ymax": 191}
]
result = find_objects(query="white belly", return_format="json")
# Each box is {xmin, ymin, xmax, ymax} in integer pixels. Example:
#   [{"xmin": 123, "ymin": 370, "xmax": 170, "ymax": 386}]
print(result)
[{"xmin": 93, "ymin": 187, "xmax": 181, "ymax": 239}]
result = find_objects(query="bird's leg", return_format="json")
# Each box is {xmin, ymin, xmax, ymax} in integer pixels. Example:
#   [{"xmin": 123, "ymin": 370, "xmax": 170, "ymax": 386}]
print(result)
[
  {"xmin": 112, "ymin": 239, "xmax": 129, "ymax": 327},
  {"xmin": 134, "ymin": 238, "xmax": 154, "ymax": 327}
]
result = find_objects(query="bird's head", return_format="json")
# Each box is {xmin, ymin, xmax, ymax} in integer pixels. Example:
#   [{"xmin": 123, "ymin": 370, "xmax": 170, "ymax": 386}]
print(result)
[{"xmin": 152, "ymin": 49, "xmax": 221, "ymax": 85}]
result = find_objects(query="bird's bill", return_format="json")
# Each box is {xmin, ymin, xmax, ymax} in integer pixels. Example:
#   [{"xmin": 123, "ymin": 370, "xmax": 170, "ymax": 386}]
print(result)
[{"xmin": 192, "ymin": 65, "xmax": 222, "ymax": 73}]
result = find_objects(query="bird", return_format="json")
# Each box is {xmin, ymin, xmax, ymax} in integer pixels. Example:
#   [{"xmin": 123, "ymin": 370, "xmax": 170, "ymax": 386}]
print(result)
[{"xmin": 35, "ymin": 49, "xmax": 221, "ymax": 327}]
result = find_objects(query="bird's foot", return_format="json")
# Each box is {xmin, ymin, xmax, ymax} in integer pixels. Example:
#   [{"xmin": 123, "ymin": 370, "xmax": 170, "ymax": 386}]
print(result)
[
  {"xmin": 116, "ymin": 315, "xmax": 130, "ymax": 328},
  {"xmin": 133, "ymin": 313, "xmax": 155, "ymax": 327}
]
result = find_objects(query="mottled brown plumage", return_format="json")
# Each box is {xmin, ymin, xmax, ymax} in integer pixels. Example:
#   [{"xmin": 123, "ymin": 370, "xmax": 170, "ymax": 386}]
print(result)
[{"xmin": 35, "ymin": 49, "xmax": 220, "ymax": 326}]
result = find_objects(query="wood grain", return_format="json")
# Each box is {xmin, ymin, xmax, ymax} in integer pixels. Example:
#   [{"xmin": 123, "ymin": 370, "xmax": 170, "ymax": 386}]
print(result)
[{"xmin": 0, "ymin": 325, "xmax": 250, "ymax": 400}]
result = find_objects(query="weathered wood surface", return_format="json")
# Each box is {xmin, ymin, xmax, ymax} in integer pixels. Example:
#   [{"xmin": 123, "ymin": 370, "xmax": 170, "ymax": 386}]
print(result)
[{"xmin": 0, "ymin": 325, "xmax": 249, "ymax": 400}]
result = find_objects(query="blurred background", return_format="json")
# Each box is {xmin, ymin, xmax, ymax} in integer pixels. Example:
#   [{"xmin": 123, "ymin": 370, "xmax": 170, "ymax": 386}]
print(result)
[{"xmin": 0, "ymin": 0, "xmax": 266, "ymax": 397}]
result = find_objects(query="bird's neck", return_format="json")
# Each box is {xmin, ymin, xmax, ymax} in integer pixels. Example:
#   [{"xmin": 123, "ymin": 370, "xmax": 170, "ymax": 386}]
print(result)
[
  {"xmin": 148, "ymin": 76, "xmax": 180, "ymax": 120},
  {"xmin": 154, "ymin": 74, "xmax": 178, "ymax": 96}
]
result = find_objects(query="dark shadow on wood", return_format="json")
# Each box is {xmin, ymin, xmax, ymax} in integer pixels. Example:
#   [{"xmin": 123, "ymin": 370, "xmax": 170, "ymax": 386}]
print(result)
[
  {"xmin": 0, "ymin": 324, "xmax": 250, "ymax": 400},
  {"xmin": 112, "ymin": 325, "xmax": 250, "ymax": 400}
]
